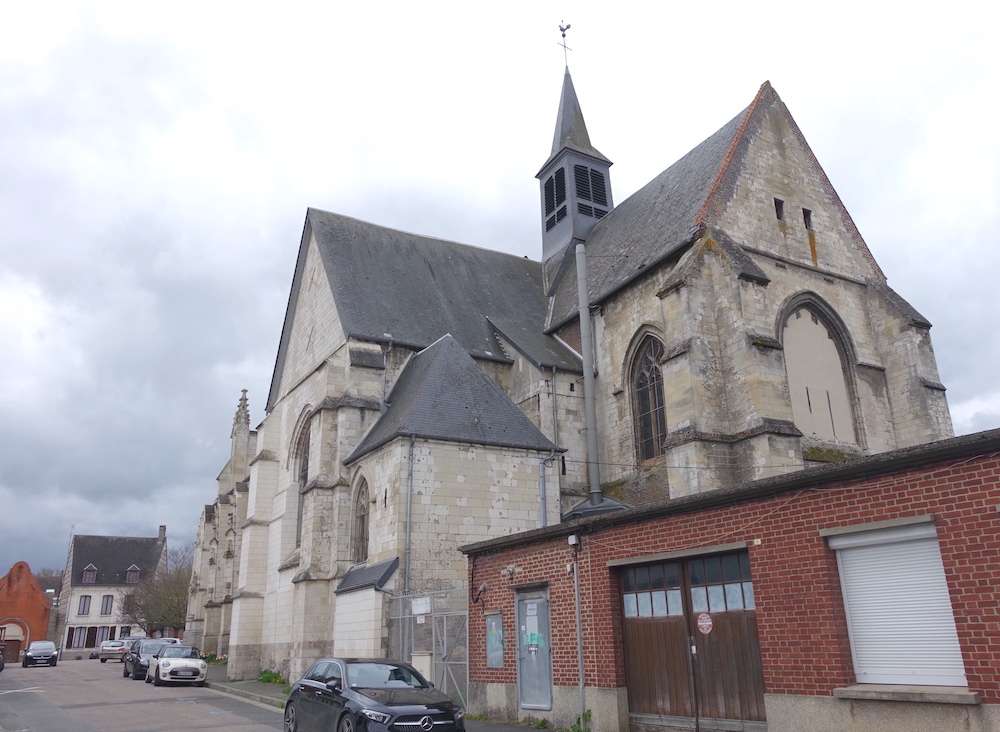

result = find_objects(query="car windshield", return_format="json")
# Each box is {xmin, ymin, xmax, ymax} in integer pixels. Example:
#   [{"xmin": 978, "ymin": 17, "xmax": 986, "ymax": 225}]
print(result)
[
  {"xmin": 140, "ymin": 641, "xmax": 167, "ymax": 653},
  {"xmin": 160, "ymin": 646, "xmax": 199, "ymax": 659},
  {"xmin": 30, "ymin": 642, "xmax": 56, "ymax": 651},
  {"xmin": 106, "ymin": 641, "xmax": 125, "ymax": 647},
  {"xmin": 346, "ymin": 662, "xmax": 425, "ymax": 689}
]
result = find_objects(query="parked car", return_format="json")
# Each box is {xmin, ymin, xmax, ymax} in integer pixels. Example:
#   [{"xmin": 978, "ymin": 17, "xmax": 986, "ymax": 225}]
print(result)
[
  {"xmin": 98, "ymin": 639, "xmax": 130, "ymax": 663},
  {"xmin": 144, "ymin": 645, "xmax": 207, "ymax": 686},
  {"xmin": 123, "ymin": 639, "xmax": 170, "ymax": 680},
  {"xmin": 22, "ymin": 641, "xmax": 58, "ymax": 667},
  {"xmin": 283, "ymin": 658, "xmax": 464, "ymax": 732}
]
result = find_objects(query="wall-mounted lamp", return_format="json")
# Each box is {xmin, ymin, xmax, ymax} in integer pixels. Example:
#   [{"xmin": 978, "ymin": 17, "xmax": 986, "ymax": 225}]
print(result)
[{"xmin": 472, "ymin": 582, "xmax": 488, "ymax": 604}]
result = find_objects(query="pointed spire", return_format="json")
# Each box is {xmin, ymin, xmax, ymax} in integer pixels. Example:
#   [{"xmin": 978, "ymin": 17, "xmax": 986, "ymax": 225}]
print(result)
[
  {"xmin": 232, "ymin": 389, "xmax": 249, "ymax": 436},
  {"xmin": 546, "ymin": 67, "xmax": 611, "ymax": 168}
]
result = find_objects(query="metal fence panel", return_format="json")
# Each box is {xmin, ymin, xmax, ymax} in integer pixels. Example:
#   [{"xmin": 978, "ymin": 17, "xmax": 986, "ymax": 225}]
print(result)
[{"xmin": 388, "ymin": 588, "xmax": 468, "ymax": 707}]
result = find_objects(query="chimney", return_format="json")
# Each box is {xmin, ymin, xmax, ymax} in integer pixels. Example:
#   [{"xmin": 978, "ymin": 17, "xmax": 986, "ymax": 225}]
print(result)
[{"xmin": 158, "ymin": 525, "xmax": 166, "ymax": 540}]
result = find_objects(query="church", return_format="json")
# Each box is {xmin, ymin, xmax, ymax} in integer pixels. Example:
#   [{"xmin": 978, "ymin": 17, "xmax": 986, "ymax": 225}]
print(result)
[{"xmin": 185, "ymin": 68, "xmax": 951, "ymax": 686}]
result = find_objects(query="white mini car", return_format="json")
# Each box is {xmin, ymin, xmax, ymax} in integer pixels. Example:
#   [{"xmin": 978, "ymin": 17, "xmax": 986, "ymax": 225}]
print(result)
[{"xmin": 145, "ymin": 645, "xmax": 207, "ymax": 686}]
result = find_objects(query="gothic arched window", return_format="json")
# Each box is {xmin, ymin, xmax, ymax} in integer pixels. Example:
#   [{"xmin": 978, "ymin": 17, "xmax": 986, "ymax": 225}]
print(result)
[
  {"xmin": 295, "ymin": 422, "xmax": 311, "ymax": 548},
  {"xmin": 352, "ymin": 480, "xmax": 370, "ymax": 564},
  {"xmin": 632, "ymin": 337, "xmax": 668, "ymax": 462},
  {"xmin": 782, "ymin": 305, "xmax": 857, "ymax": 444}
]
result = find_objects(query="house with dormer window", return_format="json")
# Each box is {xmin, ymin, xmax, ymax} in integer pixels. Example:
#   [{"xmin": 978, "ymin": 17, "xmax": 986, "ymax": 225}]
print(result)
[{"xmin": 56, "ymin": 527, "xmax": 167, "ymax": 650}]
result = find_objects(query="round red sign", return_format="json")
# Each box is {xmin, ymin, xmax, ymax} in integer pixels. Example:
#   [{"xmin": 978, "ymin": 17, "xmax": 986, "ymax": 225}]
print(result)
[{"xmin": 697, "ymin": 612, "xmax": 713, "ymax": 635}]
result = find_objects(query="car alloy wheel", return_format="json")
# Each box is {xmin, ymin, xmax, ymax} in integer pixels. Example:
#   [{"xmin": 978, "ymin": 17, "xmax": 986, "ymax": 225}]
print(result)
[
  {"xmin": 338, "ymin": 713, "xmax": 356, "ymax": 732},
  {"xmin": 284, "ymin": 703, "xmax": 298, "ymax": 732}
]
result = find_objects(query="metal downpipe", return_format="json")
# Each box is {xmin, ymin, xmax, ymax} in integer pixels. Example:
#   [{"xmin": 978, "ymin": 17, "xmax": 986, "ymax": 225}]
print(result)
[{"xmin": 575, "ymin": 242, "xmax": 601, "ymax": 505}]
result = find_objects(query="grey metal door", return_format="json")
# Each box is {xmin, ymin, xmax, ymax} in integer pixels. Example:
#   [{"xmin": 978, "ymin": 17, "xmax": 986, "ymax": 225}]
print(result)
[{"xmin": 516, "ymin": 592, "xmax": 552, "ymax": 710}]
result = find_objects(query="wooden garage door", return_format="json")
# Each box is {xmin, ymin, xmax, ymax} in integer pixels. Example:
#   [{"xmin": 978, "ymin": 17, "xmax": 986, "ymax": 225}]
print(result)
[{"xmin": 621, "ymin": 552, "xmax": 766, "ymax": 724}]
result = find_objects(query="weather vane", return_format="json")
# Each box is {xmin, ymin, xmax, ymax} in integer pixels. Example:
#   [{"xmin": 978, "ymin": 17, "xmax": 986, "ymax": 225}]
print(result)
[{"xmin": 559, "ymin": 21, "xmax": 572, "ymax": 66}]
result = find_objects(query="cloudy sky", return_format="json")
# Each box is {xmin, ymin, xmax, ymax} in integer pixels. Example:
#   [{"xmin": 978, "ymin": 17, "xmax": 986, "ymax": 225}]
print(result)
[{"xmin": 1, "ymin": 1, "xmax": 998, "ymax": 573}]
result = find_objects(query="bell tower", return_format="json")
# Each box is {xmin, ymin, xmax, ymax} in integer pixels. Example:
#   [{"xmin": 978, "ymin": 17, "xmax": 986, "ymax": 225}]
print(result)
[{"xmin": 537, "ymin": 67, "xmax": 613, "ymax": 263}]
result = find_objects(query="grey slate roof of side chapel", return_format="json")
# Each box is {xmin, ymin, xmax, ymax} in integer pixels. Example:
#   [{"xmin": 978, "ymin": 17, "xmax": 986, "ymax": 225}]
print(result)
[
  {"xmin": 344, "ymin": 334, "xmax": 560, "ymax": 464},
  {"xmin": 266, "ymin": 211, "xmax": 581, "ymax": 411},
  {"xmin": 70, "ymin": 534, "xmax": 164, "ymax": 587}
]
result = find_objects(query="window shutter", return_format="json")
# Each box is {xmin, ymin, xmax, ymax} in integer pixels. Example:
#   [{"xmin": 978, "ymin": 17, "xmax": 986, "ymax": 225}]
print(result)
[{"xmin": 831, "ymin": 525, "xmax": 966, "ymax": 686}]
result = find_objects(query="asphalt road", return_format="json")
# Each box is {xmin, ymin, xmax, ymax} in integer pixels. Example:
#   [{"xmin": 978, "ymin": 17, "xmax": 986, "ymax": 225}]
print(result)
[{"xmin": 0, "ymin": 657, "xmax": 283, "ymax": 732}]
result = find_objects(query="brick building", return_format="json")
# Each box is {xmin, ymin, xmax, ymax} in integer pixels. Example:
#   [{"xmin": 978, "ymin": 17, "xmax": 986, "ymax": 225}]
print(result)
[
  {"xmin": 0, "ymin": 562, "xmax": 52, "ymax": 663},
  {"xmin": 191, "ymin": 68, "xmax": 952, "ymax": 685},
  {"xmin": 461, "ymin": 429, "xmax": 1000, "ymax": 732}
]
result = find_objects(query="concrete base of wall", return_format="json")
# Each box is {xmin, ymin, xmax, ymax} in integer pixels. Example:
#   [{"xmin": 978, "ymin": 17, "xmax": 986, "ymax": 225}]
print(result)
[
  {"xmin": 468, "ymin": 683, "xmax": 628, "ymax": 731},
  {"xmin": 765, "ymin": 692, "xmax": 1000, "ymax": 732}
]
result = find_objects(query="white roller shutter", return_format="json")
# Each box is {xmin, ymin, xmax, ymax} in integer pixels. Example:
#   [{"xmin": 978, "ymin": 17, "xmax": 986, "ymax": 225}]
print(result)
[{"xmin": 830, "ymin": 523, "xmax": 966, "ymax": 686}]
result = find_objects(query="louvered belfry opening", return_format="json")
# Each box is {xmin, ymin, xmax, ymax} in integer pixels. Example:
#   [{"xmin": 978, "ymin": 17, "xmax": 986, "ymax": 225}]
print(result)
[
  {"xmin": 544, "ymin": 167, "xmax": 568, "ymax": 231},
  {"xmin": 574, "ymin": 164, "xmax": 608, "ymax": 219}
]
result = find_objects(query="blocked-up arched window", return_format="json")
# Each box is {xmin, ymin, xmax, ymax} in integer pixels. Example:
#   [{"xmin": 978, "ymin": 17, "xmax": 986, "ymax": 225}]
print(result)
[
  {"xmin": 782, "ymin": 303, "xmax": 857, "ymax": 444},
  {"xmin": 632, "ymin": 336, "xmax": 668, "ymax": 462},
  {"xmin": 352, "ymin": 480, "xmax": 370, "ymax": 564}
]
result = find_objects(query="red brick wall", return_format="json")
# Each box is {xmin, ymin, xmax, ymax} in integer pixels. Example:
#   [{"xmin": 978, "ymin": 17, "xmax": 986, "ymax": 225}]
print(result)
[
  {"xmin": 467, "ymin": 452, "xmax": 1000, "ymax": 702},
  {"xmin": 0, "ymin": 562, "xmax": 52, "ymax": 645}
]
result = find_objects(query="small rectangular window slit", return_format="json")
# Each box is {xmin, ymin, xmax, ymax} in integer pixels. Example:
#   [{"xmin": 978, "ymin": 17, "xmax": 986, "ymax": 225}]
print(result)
[
  {"xmin": 774, "ymin": 198, "xmax": 784, "ymax": 220},
  {"xmin": 803, "ymin": 208, "xmax": 813, "ymax": 230}
]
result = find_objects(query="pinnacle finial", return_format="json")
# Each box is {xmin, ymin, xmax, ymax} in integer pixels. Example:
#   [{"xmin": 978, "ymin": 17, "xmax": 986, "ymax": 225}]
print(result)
[
  {"xmin": 233, "ymin": 389, "xmax": 250, "ymax": 432},
  {"xmin": 558, "ymin": 21, "xmax": 572, "ymax": 67}
]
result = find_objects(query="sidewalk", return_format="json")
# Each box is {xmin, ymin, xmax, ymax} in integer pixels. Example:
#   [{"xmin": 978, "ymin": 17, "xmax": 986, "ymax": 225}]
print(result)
[{"xmin": 203, "ymin": 666, "xmax": 529, "ymax": 732}]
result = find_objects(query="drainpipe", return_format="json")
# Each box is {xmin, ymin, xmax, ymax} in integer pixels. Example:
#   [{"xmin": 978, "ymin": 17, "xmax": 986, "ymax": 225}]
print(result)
[
  {"xmin": 381, "ymin": 340, "xmax": 394, "ymax": 414},
  {"xmin": 539, "ymin": 367, "xmax": 559, "ymax": 528},
  {"xmin": 405, "ymin": 435, "xmax": 415, "ymax": 594},
  {"xmin": 404, "ymin": 434, "xmax": 416, "ymax": 662},
  {"xmin": 571, "ymin": 535, "xmax": 585, "ymax": 721},
  {"xmin": 539, "ymin": 454, "xmax": 549, "ymax": 528},
  {"xmin": 575, "ymin": 242, "xmax": 601, "ymax": 505}
]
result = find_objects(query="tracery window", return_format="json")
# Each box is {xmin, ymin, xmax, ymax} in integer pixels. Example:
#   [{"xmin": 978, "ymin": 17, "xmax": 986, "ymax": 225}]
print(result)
[
  {"xmin": 352, "ymin": 480, "xmax": 370, "ymax": 564},
  {"xmin": 632, "ymin": 337, "xmax": 668, "ymax": 462}
]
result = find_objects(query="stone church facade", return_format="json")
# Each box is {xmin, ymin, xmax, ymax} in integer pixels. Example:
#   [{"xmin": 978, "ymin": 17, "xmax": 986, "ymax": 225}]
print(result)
[{"xmin": 187, "ymin": 70, "xmax": 951, "ymax": 682}]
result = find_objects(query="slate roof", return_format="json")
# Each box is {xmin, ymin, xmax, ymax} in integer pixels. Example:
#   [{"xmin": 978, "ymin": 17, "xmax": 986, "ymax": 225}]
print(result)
[
  {"xmin": 537, "ymin": 66, "xmax": 611, "ymax": 174},
  {"xmin": 70, "ymin": 534, "xmax": 165, "ymax": 587},
  {"xmin": 335, "ymin": 557, "xmax": 399, "ymax": 595},
  {"xmin": 267, "ymin": 210, "xmax": 580, "ymax": 411},
  {"xmin": 345, "ymin": 334, "xmax": 559, "ymax": 464},
  {"xmin": 546, "ymin": 82, "xmax": 884, "ymax": 330}
]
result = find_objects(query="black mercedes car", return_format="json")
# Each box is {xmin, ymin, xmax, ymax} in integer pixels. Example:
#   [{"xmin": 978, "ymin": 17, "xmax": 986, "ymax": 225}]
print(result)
[{"xmin": 283, "ymin": 658, "xmax": 464, "ymax": 732}]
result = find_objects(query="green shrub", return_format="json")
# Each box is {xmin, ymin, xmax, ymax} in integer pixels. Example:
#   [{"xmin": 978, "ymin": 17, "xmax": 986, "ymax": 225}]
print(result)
[{"xmin": 257, "ymin": 669, "xmax": 287, "ymax": 684}]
